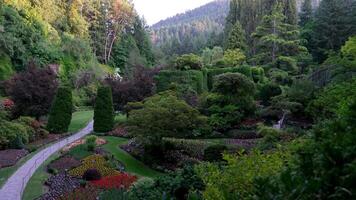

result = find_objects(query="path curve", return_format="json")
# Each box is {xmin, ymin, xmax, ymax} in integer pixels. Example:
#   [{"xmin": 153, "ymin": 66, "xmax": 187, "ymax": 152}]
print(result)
[{"xmin": 0, "ymin": 121, "xmax": 93, "ymax": 200}]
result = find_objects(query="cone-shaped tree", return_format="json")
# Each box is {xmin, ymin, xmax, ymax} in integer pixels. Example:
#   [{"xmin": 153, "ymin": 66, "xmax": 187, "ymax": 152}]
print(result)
[
  {"xmin": 226, "ymin": 22, "xmax": 247, "ymax": 51},
  {"xmin": 47, "ymin": 87, "xmax": 73, "ymax": 134},
  {"xmin": 94, "ymin": 86, "xmax": 114, "ymax": 132}
]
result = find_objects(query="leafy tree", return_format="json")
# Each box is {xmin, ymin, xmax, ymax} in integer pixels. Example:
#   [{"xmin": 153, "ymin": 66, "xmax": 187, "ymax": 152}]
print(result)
[
  {"xmin": 226, "ymin": 22, "xmax": 246, "ymax": 51},
  {"xmin": 259, "ymin": 83, "xmax": 282, "ymax": 106},
  {"xmin": 175, "ymin": 54, "xmax": 203, "ymax": 70},
  {"xmin": 310, "ymin": 0, "xmax": 356, "ymax": 63},
  {"xmin": 222, "ymin": 49, "xmax": 246, "ymax": 67},
  {"xmin": 202, "ymin": 46, "xmax": 224, "ymax": 67},
  {"xmin": 127, "ymin": 91, "xmax": 208, "ymax": 143},
  {"xmin": 4, "ymin": 63, "xmax": 58, "ymax": 118},
  {"xmin": 94, "ymin": 86, "xmax": 114, "ymax": 132},
  {"xmin": 47, "ymin": 87, "xmax": 73, "ymax": 134}
]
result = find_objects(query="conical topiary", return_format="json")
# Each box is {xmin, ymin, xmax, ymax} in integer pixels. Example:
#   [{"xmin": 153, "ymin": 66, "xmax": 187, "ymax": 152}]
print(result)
[{"xmin": 94, "ymin": 86, "xmax": 114, "ymax": 132}]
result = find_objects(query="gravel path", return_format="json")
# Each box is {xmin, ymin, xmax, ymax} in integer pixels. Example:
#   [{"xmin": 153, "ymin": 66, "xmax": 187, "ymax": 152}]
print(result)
[{"xmin": 0, "ymin": 121, "xmax": 93, "ymax": 200}]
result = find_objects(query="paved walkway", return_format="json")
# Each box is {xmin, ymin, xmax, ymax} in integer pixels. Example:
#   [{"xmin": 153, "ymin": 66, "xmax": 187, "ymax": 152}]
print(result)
[{"xmin": 0, "ymin": 121, "xmax": 93, "ymax": 200}]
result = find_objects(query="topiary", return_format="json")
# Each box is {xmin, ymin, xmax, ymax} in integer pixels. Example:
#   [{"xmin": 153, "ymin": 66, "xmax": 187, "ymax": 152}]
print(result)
[
  {"xmin": 203, "ymin": 145, "xmax": 228, "ymax": 162},
  {"xmin": 82, "ymin": 169, "xmax": 102, "ymax": 181},
  {"xmin": 94, "ymin": 86, "xmax": 114, "ymax": 132},
  {"xmin": 47, "ymin": 87, "xmax": 73, "ymax": 134}
]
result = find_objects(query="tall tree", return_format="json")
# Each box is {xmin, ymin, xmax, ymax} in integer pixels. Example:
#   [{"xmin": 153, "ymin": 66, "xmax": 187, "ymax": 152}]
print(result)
[
  {"xmin": 310, "ymin": 0, "xmax": 356, "ymax": 63},
  {"xmin": 226, "ymin": 22, "xmax": 247, "ymax": 51},
  {"xmin": 94, "ymin": 86, "xmax": 114, "ymax": 132},
  {"xmin": 299, "ymin": 0, "xmax": 313, "ymax": 27},
  {"xmin": 132, "ymin": 16, "xmax": 155, "ymax": 66}
]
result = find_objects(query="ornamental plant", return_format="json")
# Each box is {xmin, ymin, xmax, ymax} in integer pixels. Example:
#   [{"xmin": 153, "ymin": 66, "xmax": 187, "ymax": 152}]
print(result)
[
  {"xmin": 47, "ymin": 87, "xmax": 73, "ymax": 134},
  {"xmin": 91, "ymin": 173, "xmax": 137, "ymax": 189},
  {"xmin": 69, "ymin": 155, "xmax": 119, "ymax": 177},
  {"xmin": 94, "ymin": 86, "xmax": 114, "ymax": 133}
]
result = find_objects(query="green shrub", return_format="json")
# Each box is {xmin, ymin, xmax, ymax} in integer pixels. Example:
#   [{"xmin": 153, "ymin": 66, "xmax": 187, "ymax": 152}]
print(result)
[
  {"xmin": 155, "ymin": 70, "xmax": 207, "ymax": 94},
  {"xmin": 0, "ymin": 120, "xmax": 29, "ymax": 149},
  {"xmin": 0, "ymin": 51, "xmax": 14, "ymax": 81},
  {"xmin": 275, "ymin": 56, "xmax": 298, "ymax": 73},
  {"xmin": 86, "ymin": 135, "xmax": 97, "ymax": 151},
  {"xmin": 259, "ymin": 83, "xmax": 282, "ymax": 106},
  {"xmin": 213, "ymin": 73, "xmax": 255, "ymax": 96},
  {"xmin": 203, "ymin": 145, "xmax": 228, "ymax": 162},
  {"xmin": 175, "ymin": 54, "xmax": 203, "ymax": 70},
  {"xmin": 94, "ymin": 86, "xmax": 114, "ymax": 132},
  {"xmin": 47, "ymin": 87, "xmax": 73, "ymax": 134},
  {"xmin": 251, "ymin": 67, "xmax": 265, "ymax": 83},
  {"xmin": 205, "ymin": 66, "xmax": 253, "ymax": 90}
]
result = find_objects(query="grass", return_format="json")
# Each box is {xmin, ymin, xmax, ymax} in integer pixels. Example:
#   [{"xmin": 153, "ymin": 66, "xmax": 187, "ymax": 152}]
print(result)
[
  {"xmin": 102, "ymin": 136, "xmax": 162, "ymax": 178},
  {"xmin": 68, "ymin": 110, "xmax": 94, "ymax": 133},
  {"xmin": 22, "ymin": 153, "xmax": 60, "ymax": 200},
  {"xmin": 66, "ymin": 144, "xmax": 92, "ymax": 160}
]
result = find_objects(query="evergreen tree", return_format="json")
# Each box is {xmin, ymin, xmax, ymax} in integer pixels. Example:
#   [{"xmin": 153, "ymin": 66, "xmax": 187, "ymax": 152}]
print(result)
[
  {"xmin": 47, "ymin": 87, "xmax": 73, "ymax": 134},
  {"xmin": 252, "ymin": 4, "xmax": 307, "ymax": 68},
  {"xmin": 133, "ymin": 16, "xmax": 155, "ymax": 66},
  {"xmin": 94, "ymin": 86, "xmax": 114, "ymax": 133},
  {"xmin": 299, "ymin": 0, "xmax": 313, "ymax": 27},
  {"xmin": 310, "ymin": 0, "xmax": 356, "ymax": 63},
  {"xmin": 226, "ymin": 22, "xmax": 247, "ymax": 51}
]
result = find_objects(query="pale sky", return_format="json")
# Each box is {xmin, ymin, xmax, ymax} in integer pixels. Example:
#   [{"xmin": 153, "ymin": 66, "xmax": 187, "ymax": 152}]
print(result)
[{"xmin": 132, "ymin": 0, "xmax": 215, "ymax": 25}]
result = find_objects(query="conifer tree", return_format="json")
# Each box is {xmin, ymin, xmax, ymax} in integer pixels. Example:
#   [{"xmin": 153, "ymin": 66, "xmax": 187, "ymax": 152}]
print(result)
[
  {"xmin": 299, "ymin": 0, "xmax": 313, "ymax": 27},
  {"xmin": 94, "ymin": 86, "xmax": 114, "ymax": 133},
  {"xmin": 47, "ymin": 87, "xmax": 73, "ymax": 134},
  {"xmin": 226, "ymin": 22, "xmax": 247, "ymax": 51}
]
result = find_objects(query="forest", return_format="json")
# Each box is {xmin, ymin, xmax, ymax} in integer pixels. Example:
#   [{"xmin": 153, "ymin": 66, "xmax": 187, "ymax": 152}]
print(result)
[{"xmin": 0, "ymin": 0, "xmax": 355, "ymax": 200}]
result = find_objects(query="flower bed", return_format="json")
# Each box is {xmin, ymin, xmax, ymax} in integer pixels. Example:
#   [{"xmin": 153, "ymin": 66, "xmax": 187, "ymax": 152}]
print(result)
[
  {"xmin": 0, "ymin": 149, "xmax": 28, "ymax": 168},
  {"xmin": 69, "ymin": 155, "xmax": 119, "ymax": 178},
  {"xmin": 106, "ymin": 126, "xmax": 129, "ymax": 137},
  {"xmin": 47, "ymin": 155, "xmax": 81, "ymax": 173},
  {"xmin": 91, "ymin": 173, "xmax": 137, "ymax": 189},
  {"xmin": 57, "ymin": 185, "xmax": 99, "ymax": 200}
]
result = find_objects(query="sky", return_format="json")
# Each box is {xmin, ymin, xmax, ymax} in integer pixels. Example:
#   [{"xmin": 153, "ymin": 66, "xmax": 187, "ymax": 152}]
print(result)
[{"xmin": 132, "ymin": 0, "xmax": 215, "ymax": 25}]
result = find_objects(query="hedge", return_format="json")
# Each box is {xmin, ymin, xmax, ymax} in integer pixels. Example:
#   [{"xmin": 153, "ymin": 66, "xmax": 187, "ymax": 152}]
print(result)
[
  {"xmin": 94, "ymin": 86, "xmax": 114, "ymax": 133},
  {"xmin": 204, "ymin": 65, "xmax": 253, "ymax": 91},
  {"xmin": 47, "ymin": 87, "xmax": 73, "ymax": 134},
  {"xmin": 154, "ymin": 70, "xmax": 207, "ymax": 94}
]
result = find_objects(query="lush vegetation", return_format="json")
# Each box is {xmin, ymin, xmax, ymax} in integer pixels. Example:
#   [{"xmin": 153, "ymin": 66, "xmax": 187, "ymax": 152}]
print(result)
[{"xmin": 94, "ymin": 87, "xmax": 114, "ymax": 133}]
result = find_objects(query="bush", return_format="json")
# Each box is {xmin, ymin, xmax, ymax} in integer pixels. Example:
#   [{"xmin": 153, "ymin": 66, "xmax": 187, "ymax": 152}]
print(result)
[
  {"xmin": 175, "ymin": 54, "xmax": 203, "ymax": 70},
  {"xmin": 0, "ymin": 120, "xmax": 29, "ymax": 149},
  {"xmin": 203, "ymin": 145, "xmax": 228, "ymax": 162},
  {"xmin": 251, "ymin": 67, "xmax": 265, "ymax": 83},
  {"xmin": 83, "ymin": 169, "xmax": 102, "ymax": 181},
  {"xmin": 47, "ymin": 87, "xmax": 73, "ymax": 134},
  {"xmin": 222, "ymin": 49, "xmax": 246, "ymax": 66},
  {"xmin": 86, "ymin": 135, "xmax": 97, "ymax": 151},
  {"xmin": 213, "ymin": 73, "xmax": 255, "ymax": 96},
  {"xmin": 259, "ymin": 83, "xmax": 282, "ymax": 106},
  {"xmin": 275, "ymin": 56, "xmax": 298, "ymax": 73},
  {"xmin": 155, "ymin": 70, "xmax": 207, "ymax": 94},
  {"xmin": 94, "ymin": 86, "xmax": 114, "ymax": 132}
]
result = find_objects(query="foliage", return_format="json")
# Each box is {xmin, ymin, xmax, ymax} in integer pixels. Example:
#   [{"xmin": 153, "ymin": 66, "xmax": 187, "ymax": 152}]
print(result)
[
  {"xmin": 83, "ymin": 169, "xmax": 102, "ymax": 181},
  {"xmin": 196, "ymin": 150, "xmax": 289, "ymax": 200},
  {"xmin": 0, "ymin": 52, "xmax": 14, "ymax": 80},
  {"xmin": 175, "ymin": 54, "xmax": 203, "ymax": 70},
  {"xmin": 86, "ymin": 135, "xmax": 97, "ymax": 151},
  {"xmin": 105, "ymin": 66, "xmax": 159, "ymax": 111},
  {"xmin": 213, "ymin": 73, "xmax": 255, "ymax": 96},
  {"xmin": 47, "ymin": 87, "xmax": 73, "ymax": 134},
  {"xmin": 94, "ymin": 86, "xmax": 114, "ymax": 133},
  {"xmin": 14, "ymin": 116, "xmax": 48, "ymax": 142},
  {"xmin": 4, "ymin": 63, "xmax": 58, "ymax": 118},
  {"xmin": 127, "ymin": 91, "xmax": 209, "ymax": 143},
  {"xmin": 91, "ymin": 173, "xmax": 137, "ymax": 189},
  {"xmin": 226, "ymin": 22, "xmax": 246, "ymax": 51},
  {"xmin": 202, "ymin": 46, "xmax": 224, "ymax": 67},
  {"xmin": 155, "ymin": 70, "xmax": 207, "ymax": 94},
  {"xmin": 222, "ymin": 49, "xmax": 246, "ymax": 66},
  {"xmin": 0, "ymin": 119, "xmax": 28, "ymax": 149},
  {"xmin": 203, "ymin": 145, "xmax": 228, "ymax": 162},
  {"xmin": 69, "ymin": 155, "xmax": 119, "ymax": 178},
  {"xmin": 259, "ymin": 83, "xmax": 282, "ymax": 106}
]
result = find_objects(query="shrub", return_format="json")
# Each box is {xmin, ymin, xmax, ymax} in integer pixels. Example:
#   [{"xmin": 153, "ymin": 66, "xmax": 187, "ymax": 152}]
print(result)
[
  {"xmin": 251, "ymin": 67, "xmax": 265, "ymax": 83},
  {"xmin": 275, "ymin": 56, "xmax": 298, "ymax": 73},
  {"xmin": 86, "ymin": 135, "xmax": 97, "ymax": 151},
  {"xmin": 47, "ymin": 87, "xmax": 73, "ymax": 134},
  {"xmin": 213, "ymin": 73, "xmax": 255, "ymax": 96},
  {"xmin": 155, "ymin": 70, "xmax": 207, "ymax": 94},
  {"xmin": 203, "ymin": 145, "xmax": 228, "ymax": 162},
  {"xmin": 259, "ymin": 83, "xmax": 282, "ymax": 106},
  {"xmin": 94, "ymin": 86, "xmax": 114, "ymax": 132},
  {"xmin": 175, "ymin": 54, "xmax": 203, "ymax": 70},
  {"xmin": 222, "ymin": 49, "xmax": 246, "ymax": 66},
  {"xmin": 0, "ymin": 120, "xmax": 29, "ymax": 149},
  {"xmin": 83, "ymin": 169, "xmax": 102, "ymax": 181}
]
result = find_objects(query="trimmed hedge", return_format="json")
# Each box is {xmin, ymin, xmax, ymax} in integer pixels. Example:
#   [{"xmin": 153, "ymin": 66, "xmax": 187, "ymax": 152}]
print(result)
[
  {"xmin": 204, "ymin": 65, "xmax": 253, "ymax": 91},
  {"xmin": 155, "ymin": 70, "xmax": 207, "ymax": 94},
  {"xmin": 47, "ymin": 87, "xmax": 73, "ymax": 134},
  {"xmin": 94, "ymin": 86, "xmax": 114, "ymax": 133}
]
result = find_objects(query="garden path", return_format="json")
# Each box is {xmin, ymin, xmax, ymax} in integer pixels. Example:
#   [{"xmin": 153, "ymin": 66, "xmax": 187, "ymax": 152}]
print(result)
[{"xmin": 0, "ymin": 121, "xmax": 93, "ymax": 200}]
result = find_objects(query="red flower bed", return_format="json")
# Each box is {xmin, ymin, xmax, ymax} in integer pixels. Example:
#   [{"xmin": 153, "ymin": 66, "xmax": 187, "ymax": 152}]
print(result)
[
  {"xmin": 91, "ymin": 173, "xmax": 137, "ymax": 189},
  {"xmin": 2, "ymin": 98, "xmax": 14, "ymax": 109}
]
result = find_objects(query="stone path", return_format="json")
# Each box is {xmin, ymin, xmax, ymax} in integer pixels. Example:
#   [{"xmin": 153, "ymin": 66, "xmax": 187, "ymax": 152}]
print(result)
[{"xmin": 0, "ymin": 121, "xmax": 93, "ymax": 200}]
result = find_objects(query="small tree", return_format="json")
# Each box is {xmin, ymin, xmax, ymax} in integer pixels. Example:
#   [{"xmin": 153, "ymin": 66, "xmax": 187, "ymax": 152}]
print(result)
[
  {"xmin": 94, "ymin": 86, "xmax": 114, "ymax": 132},
  {"xmin": 47, "ymin": 87, "xmax": 73, "ymax": 134}
]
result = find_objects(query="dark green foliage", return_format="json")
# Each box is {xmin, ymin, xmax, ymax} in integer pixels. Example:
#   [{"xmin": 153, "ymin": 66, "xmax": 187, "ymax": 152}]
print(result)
[
  {"xmin": 259, "ymin": 83, "xmax": 282, "ymax": 106},
  {"xmin": 127, "ymin": 91, "xmax": 209, "ymax": 142},
  {"xmin": 213, "ymin": 73, "xmax": 255, "ymax": 96},
  {"xmin": 82, "ymin": 169, "xmax": 102, "ymax": 181},
  {"xmin": 226, "ymin": 22, "xmax": 246, "ymax": 51},
  {"xmin": 47, "ymin": 87, "xmax": 73, "ymax": 134},
  {"xmin": 251, "ymin": 67, "xmax": 266, "ymax": 83},
  {"xmin": 175, "ymin": 54, "xmax": 203, "ymax": 70},
  {"xmin": 0, "ymin": 51, "xmax": 14, "ymax": 81},
  {"xmin": 94, "ymin": 86, "xmax": 114, "ymax": 133},
  {"xmin": 299, "ymin": 0, "xmax": 313, "ymax": 27},
  {"xmin": 155, "ymin": 70, "xmax": 207, "ymax": 94},
  {"xmin": 203, "ymin": 145, "xmax": 228, "ymax": 162},
  {"xmin": 0, "ymin": 120, "xmax": 28, "ymax": 149}
]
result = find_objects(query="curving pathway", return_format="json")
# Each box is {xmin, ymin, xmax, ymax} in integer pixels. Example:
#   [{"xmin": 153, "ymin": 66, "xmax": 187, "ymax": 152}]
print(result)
[{"xmin": 0, "ymin": 121, "xmax": 93, "ymax": 200}]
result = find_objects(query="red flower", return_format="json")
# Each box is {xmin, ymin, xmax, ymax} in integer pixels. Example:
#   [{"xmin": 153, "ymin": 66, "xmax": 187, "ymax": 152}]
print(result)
[
  {"xmin": 91, "ymin": 173, "xmax": 137, "ymax": 189},
  {"xmin": 2, "ymin": 98, "xmax": 14, "ymax": 109}
]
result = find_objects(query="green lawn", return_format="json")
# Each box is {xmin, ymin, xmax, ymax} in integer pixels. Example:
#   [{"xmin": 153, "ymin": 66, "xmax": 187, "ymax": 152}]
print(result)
[
  {"xmin": 22, "ymin": 153, "xmax": 60, "ymax": 200},
  {"xmin": 68, "ymin": 110, "xmax": 94, "ymax": 133},
  {"xmin": 102, "ymin": 136, "xmax": 162, "ymax": 178}
]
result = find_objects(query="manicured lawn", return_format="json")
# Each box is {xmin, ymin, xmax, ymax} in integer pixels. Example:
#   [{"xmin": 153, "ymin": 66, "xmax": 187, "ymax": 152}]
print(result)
[
  {"xmin": 102, "ymin": 136, "xmax": 162, "ymax": 178},
  {"xmin": 22, "ymin": 153, "xmax": 60, "ymax": 200},
  {"xmin": 68, "ymin": 110, "xmax": 94, "ymax": 133}
]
